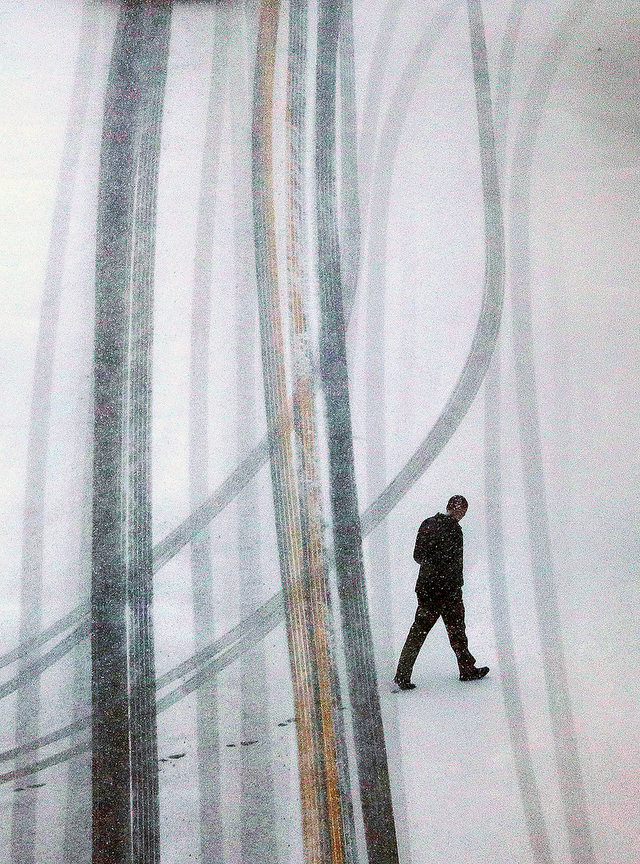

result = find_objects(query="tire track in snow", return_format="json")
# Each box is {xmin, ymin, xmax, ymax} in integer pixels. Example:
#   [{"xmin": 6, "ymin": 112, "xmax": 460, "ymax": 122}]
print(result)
[
  {"xmin": 252, "ymin": 2, "xmax": 338, "ymax": 860},
  {"xmin": 337, "ymin": 0, "xmax": 361, "ymax": 321},
  {"xmin": 355, "ymin": 0, "xmax": 407, "ymax": 245},
  {"xmin": 0, "ymin": 604, "xmax": 87, "ymax": 671},
  {"xmin": 508, "ymin": 3, "xmax": 597, "ymax": 862},
  {"xmin": 483, "ymin": 2, "xmax": 556, "ymax": 863},
  {"xmin": 0, "ymin": 592, "xmax": 285, "ymax": 770},
  {"xmin": 360, "ymin": 7, "xmax": 460, "ymax": 863},
  {"xmin": 188, "ymin": 8, "xmax": 231, "ymax": 861},
  {"xmin": 91, "ymin": 5, "xmax": 170, "ymax": 860},
  {"xmin": 8, "ymin": 5, "xmax": 505, "ymax": 791},
  {"xmin": 9, "ymin": 6, "xmax": 99, "ymax": 862},
  {"xmin": 1, "ymin": 11, "xmax": 600, "ymax": 864},
  {"xmin": 316, "ymin": 2, "xmax": 399, "ymax": 861},
  {"xmin": 485, "ymin": 355, "xmax": 555, "ymax": 864},
  {"xmin": 359, "ymin": 0, "xmax": 504, "ymax": 537},
  {"xmin": 230, "ymin": 3, "xmax": 279, "ymax": 861},
  {"xmin": 288, "ymin": 1, "xmax": 357, "ymax": 859}
]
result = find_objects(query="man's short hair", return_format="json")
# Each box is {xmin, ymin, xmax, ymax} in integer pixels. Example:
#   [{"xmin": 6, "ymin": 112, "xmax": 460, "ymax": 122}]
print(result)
[{"xmin": 447, "ymin": 495, "xmax": 468, "ymax": 511}]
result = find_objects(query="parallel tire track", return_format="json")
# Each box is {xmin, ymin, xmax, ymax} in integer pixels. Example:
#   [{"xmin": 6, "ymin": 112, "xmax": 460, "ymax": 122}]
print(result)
[
  {"xmin": 359, "ymin": 0, "xmax": 504, "ymax": 535},
  {"xmin": 252, "ymin": 2, "xmax": 337, "ymax": 861},
  {"xmin": 0, "ymin": 604, "xmax": 87, "ymax": 672},
  {"xmin": 288, "ymin": 2, "xmax": 357, "ymax": 860},
  {"xmin": 360, "ymin": 8, "xmax": 459, "ymax": 862},
  {"xmin": 316, "ymin": 2, "xmax": 399, "ymax": 862},
  {"xmin": 7, "ymin": 11, "xmax": 508, "ymax": 821},
  {"xmin": 8, "ymin": 0, "xmax": 504, "ymax": 685},
  {"xmin": 483, "ymin": 2, "xmax": 555, "ymax": 863},
  {"xmin": 508, "ymin": 3, "xmax": 597, "ymax": 863},
  {"xmin": 92, "ymin": 4, "xmax": 171, "ymax": 861},
  {"xmin": 337, "ymin": 0, "xmax": 361, "ymax": 319},
  {"xmin": 484, "ymin": 355, "xmax": 554, "ymax": 864},
  {"xmin": 0, "ymin": 593, "xmax": 285, "ymax": 769},
  {"xmin": 189, "ymin": 7, "xmax": 231, "ymax": 860},
  {"xmin": 356, "ymin": 0, "xmax": 408, "ymax": 241},
  {"xmin": 10, "ymin": 6, "xmax": 99, "ymax": 863},
  {"xmin": 0, "ymin": 600, "xmax": 285, "ymax": 785},
  {"xmin": 229, "ymin": 5, "xmax": 279, "ymax": 860}
]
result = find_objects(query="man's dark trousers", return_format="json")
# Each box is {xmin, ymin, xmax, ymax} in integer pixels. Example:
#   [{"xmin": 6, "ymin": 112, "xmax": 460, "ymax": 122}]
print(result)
[{"xmin": 395, "ymin": 590, "xmax": 476, "ymax": 681}]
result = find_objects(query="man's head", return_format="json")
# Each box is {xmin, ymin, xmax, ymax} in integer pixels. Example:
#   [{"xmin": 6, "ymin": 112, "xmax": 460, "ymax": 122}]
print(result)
[{"xmin": 446, "ymin": 495, "xmax": 468, "ymax": 521}]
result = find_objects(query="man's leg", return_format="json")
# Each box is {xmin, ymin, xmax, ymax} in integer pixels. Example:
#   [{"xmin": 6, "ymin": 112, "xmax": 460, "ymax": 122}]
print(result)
[
  {"xmin": 440, "ymin": 593, "xmax": 476, "ymax": 676},
  {"xmin": 394, "ymin": 605, "xmax": 439, "ymax": 684}
]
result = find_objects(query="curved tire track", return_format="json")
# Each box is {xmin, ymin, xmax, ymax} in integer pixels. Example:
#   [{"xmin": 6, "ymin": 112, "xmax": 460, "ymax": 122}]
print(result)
[
  {"xmin": 356, "ymin": 0, "xmax": 408, "ymax": 243},
  {"xmin": 10, "ymin": 6, "xmax": 99, "ymax": 862},
  {"xmin": 10, "ymin": 1, "xmax": 504, "ymax": 796},
  {"xmin": 485, "ymin": 356, "xmax": 554, "ymax": 864},
  {"xmin": 0, "ymin": 604, "xmax": 87, "ymax": 671},
  {"xmin": 361, "ymin": 8, "xmax": 459, "ymax": 863},
  {"xmin": 359, "ymin": 0, "xmax": 504, "ymax": 536},
  {"xmin": 0, "ymin": 622, "xmax": 89, "ymax": 702},
  {"xmin": 508, "ymin": 3, "xmax": 597, "ymax": 863},
  {"xmin": 0, "ymin": 597, "xmax": 285, "ymax": 785},
  {"xmin": 0, "ymin": 592, "xmax": 285, "ymax": 768},
  {"xmin": 483, "ymin": 2, "xmax": 556, "ymax": 863},
  {"xmin": 494, "ymin": 0, "xmax": 530, "ymax": 165}
]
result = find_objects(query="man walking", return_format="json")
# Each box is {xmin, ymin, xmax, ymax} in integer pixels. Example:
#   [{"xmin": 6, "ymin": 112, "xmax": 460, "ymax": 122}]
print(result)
[{"xmin": 393, "ymin": 495, "xmax": 489, "ymax": 690}]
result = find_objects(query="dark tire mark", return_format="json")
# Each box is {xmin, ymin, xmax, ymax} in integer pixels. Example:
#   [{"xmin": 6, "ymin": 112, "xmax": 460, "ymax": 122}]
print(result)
[
  {"xmin": 337, "ymin": 0, "xmax": 361, "ymax": 322},
  {"xmin": 316, "ymin": 2, "xmax": 399, "ymax": 862},
  {"xmin": 92, "ymin": 4, "xmax": 171, "ymax": 862},
  {"xmin": 508, "ymin": 3, "xmax": 597, "ymax": 863}
]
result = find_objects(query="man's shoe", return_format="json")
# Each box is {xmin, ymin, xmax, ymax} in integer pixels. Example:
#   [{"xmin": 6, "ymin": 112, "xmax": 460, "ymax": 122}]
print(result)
[
  {"xmin": 459, "ymin": 666, "xmax": 490, "ymax": 682},
  {"xmin": 392, "ymin": 677, "xmax": 416, "ymax": 691}
]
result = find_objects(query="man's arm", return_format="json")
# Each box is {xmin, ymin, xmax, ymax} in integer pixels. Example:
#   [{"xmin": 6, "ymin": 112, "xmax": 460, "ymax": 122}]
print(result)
[{"xmin": 413, "ymin": 518, "xmax": 437, "ymax": 564}]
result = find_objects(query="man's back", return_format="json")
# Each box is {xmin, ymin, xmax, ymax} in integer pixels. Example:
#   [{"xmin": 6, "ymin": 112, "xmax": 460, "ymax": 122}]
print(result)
[{"xmin": 413, "ymin": 512, "xmax": 464, "ymax": 600}]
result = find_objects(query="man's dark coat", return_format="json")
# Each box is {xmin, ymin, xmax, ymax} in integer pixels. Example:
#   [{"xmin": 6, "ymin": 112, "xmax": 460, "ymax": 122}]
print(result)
[
  {"xmin": 413, "ymin": 512, "xmax": 464, "ymax": 605},
  {"xmin": 395, "ymin": 511, "xmax": 476, "ymax": 682}
]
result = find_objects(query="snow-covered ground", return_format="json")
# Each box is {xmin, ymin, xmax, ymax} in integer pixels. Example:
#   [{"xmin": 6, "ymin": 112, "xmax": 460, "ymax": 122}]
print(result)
[{"xmin": 0, "ymin": 1, "xmax": 638, "ymax": 863}]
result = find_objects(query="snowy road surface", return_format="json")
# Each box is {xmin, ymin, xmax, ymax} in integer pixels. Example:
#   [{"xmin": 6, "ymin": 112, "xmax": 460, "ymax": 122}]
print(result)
[{"xmin": 0, "ymin": 1, "xmax": 638, "ymax": 863}]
